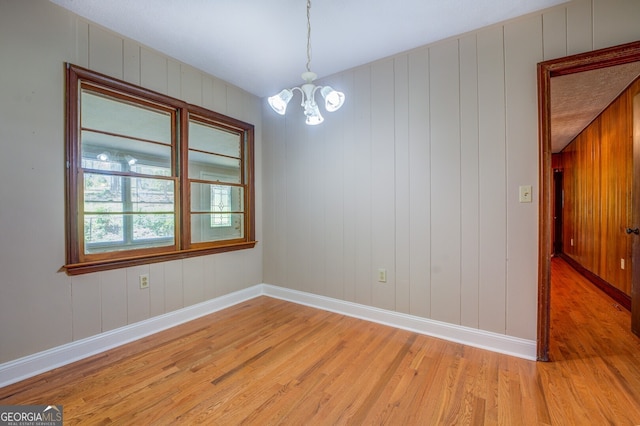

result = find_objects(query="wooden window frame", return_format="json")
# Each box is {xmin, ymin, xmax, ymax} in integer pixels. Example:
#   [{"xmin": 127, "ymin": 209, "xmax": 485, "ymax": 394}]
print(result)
[{"xmin": 65, "ymin": 64, "xmax": 256, "ymax": 275}]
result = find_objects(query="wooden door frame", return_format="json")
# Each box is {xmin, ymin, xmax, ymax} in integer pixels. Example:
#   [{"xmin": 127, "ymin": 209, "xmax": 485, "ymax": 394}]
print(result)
[{"xmin": 537, "ymin": 40, "xmax": 640, "ymax": 361}]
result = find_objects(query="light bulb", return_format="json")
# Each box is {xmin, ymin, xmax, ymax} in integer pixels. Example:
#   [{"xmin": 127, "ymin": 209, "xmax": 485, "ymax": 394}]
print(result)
[
  {"xmin": 268, "ymin": 89, "xmax": 293, "ymax": 115},
  {"xmin": 320, "ymin": 86, "xmax": 345, "ymax": 112}
]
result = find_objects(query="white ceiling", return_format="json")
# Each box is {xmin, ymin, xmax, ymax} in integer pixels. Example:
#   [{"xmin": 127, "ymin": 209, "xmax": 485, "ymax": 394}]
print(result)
[{"xmin": 49, "ymin": 0, "xmax": 569, "ymax": 97}]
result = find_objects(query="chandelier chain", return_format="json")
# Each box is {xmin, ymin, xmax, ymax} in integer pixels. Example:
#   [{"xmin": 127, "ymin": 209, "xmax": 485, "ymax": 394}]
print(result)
[{"xmin": 306, "ymin": 0, "xmax": 312, "ymax": 72}]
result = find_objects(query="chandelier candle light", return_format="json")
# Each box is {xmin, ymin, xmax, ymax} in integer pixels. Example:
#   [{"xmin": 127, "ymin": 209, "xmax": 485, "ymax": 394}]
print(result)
[{"xmin": 268, "ymin": 0, "xmax": 345, "ymax": 125}]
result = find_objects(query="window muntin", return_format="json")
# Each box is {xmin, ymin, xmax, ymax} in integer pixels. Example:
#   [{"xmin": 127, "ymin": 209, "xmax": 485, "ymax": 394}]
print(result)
[{"xmin": 66, "ymin": 64, "xmax": 255, "ymax": 274}]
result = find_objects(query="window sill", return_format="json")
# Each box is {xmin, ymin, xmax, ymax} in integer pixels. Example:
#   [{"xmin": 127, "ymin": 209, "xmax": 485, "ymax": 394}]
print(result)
[{"xmin": 63, "ymin": 241, "xmax": 258, "ymax": 275}]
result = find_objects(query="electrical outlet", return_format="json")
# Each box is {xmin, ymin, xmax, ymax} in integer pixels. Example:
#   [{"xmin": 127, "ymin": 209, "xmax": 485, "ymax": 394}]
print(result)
[
  {"xmin": 139, "ymin": 274, "xmax": 149, "ymax": 289},
  {"xmin": 378, "ymin": 269, "xmax": 387, "ymax": 283}
]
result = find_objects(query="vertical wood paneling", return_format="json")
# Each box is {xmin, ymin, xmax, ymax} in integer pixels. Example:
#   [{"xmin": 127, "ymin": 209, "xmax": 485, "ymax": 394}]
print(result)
[
  {"xmin": 164, "ymin": 260, "xmax": 184, "ymax": 312},
  {"xmin": 201, "ymin": 76, "xmax": 215, "ymax": 110},
  {"xmin": 600, "ymin": 83, "xmax": 633, "ymax": 293},
  {"xmin": 561, "ymin": 78, "xmax": 639, "ymax": 296},
  {"xmin": 126, "ymin": 265, "xmax": 150, "ymax": 324},
  {"xmin": 266, "ymin": 107, "xmax": 288, "ymax": 287},
  {"xmin": 459, "ymin": 34, "xmax": 480, "ymax": 329},
  {"xmin": 216, "ymin": 252, "xmax": 248, "ymax": 295},
  {"xmin": 543, "ymin": 8, "xmax": 567, "ymax": 60},
  {"xmin": 183, "ymin": 257, "xmax": 205, "ymax": 306},
  {"xmin": 167, "ymin": 59, "xmax": 181, "ymax": 99},
  {"xmin": 354, "ymin": 66, "xmax": 373, "ymax": 306},
  {"xmin": 227, "ymin": 86, "xmax": 245, "ymax": 120},
  {"xmin": 288, "ymin": 120, "xmax": 312, "ymax": 293},
  {"xmin": 100, "ymin": 269, "xmax": 128, "ymax": 332},
  {"xmin": 181, "ymin": 65, "xmax": 202, "ymax": 106},
  {"xmin": 75, "ymin": 19, "xmax": 89, "ymax": 68},
  {"xmin": 341, "ymin": 73, "xmax": 358, "ymax": 303},
  {"xmin": 123, "ymin": 40, "xmax": 140, "ymax": 85},
  {"xmin": 71, "ymin": 274, "xmax": 101, "ymax": 340},
  {"xmin": 88, "ymin": 25, "xmax": 122, "ymax": 78},
  {"xmin": 408, "ymin": 48, "xmax": 431, "ymax": 318},
  {"xmin": 371, "ymin": 59, "xmax": 396, "ymax": 311},
  {"xmin": 242, "ymin": 248, "xmax": 263, "ymax": 291},
  {"xmin": 394, "ymin": 55, "xmax": 411, "ymax": 314},
  {"xmin": 504, "ymin": 15, "xmax": 542, "ymax": 339},
  {"xmin": 322, "ymin": 76, "xmax": 346, "ymax": 300},
  {"xmin": 149, "ymin": 262, "xmax": 166, "ymax": 317},
  {"xmin": 0, "ymin": 0, "xmax": 264, "ymax": 365},
  {"xmin": 203, "ymin": 254, "xmax": 218, "ymax": 300},
  {"xmin": 212, "ymin": 80, "xmax": 228, "ymax": 114},
  {"xmin": 566, "ymin": 0, "xmax": 593, "ymax": 55},
  {"xmin": 305, "ymin": 120, "xmax": 327, "ymax": 296},
  {"xmin": 477, "ymin": 27, "xmax": 507, "ymax": 334},
  {"xmin": 285, "ymin": 111, "xmax": 307, "ymax": 292},
  {"xmin": 0, "ymin": 0, "xmax": 76, "ymax": 363},
  {"xmin": 593, "ymin": 0, "xmax": 640, "ymax": 49},
  {"xmin": 262, "ymin": 111, "xmax": 278, "ymax": 284},
  {"xmin": 429, "ymin": 40, "xmax": 461, "ymax": 325},
  {"xmin": 140, "ymin": 48, "xmax": 168, "ymax": 94}
]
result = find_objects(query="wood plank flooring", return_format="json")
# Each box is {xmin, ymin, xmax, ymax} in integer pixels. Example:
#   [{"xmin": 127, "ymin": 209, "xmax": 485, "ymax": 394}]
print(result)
[{"xmin": 2, "ymin": 257, "xmax": 640, "ymax": 424}]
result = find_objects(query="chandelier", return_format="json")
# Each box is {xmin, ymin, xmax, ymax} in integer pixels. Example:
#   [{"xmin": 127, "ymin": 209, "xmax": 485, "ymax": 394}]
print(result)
[{"xmin": 268, "ymin": 0, "xmax": 345, "ymax": 125}]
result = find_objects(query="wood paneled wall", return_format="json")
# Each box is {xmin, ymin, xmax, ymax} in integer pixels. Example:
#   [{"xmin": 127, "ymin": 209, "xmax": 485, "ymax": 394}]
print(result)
[
  {"xmin": 561, "ymin": 77, "xmax": 640, "ymax": 296},
  {"xmin": 263, "ymin": 0, "xmax": 640, "ymax": 342},
  {"xmin": 0, "ymin": 0, "xmax": 263, "ymax": 364}
]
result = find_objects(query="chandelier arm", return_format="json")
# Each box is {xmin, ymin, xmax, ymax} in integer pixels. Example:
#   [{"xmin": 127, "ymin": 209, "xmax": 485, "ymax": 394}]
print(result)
[
  {"xmin": 311, "ymin": 85, "xmax": 322, "ymax": 104},
  {"xmin": 287, "ymin": 86, "xmax": 303, "ymax": 106}
]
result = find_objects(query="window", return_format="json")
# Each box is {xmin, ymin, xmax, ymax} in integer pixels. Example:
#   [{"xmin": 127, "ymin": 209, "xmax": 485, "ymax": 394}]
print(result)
[
  {"xmin": 210, "ymin": 185, "xmax": 232, "ymax": 227},
  {"xmin": 65, "ymin": 64, "xmax": 255, "ymax": 274}
]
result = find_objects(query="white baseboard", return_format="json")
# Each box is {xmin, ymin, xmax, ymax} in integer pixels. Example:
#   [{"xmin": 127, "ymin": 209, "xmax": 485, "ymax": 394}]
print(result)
[
  {"xmin": 260, "ymin": 285, "xmax": 537, "ymax": 361},
  {"xmin": 0, "ymin": 284, "xmax": 536, "ymax": 388}
]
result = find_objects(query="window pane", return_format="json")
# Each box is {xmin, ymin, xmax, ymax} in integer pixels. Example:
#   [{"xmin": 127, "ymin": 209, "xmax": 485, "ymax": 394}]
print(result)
[
  {"xmin": 84, "ymin": 213, "xmax": 175, "ymax": 254},
  {"xmin": 84, "ymin": 175, "xmax": 175, "ymax": 213},
  {"xmin": 84, "ymin": 173, "xmax": 123, "ymax": 208},
  {"xmin": 189, "ymin": 151, "xmax": 241, "ymax": 183},
  {"xmin": 191, "ymin": 213, "xmax": 244, "ymax": 243},
  {"xmin": 130, "ymin": 177, "xmax": 175, "ymax": 212},
  {"xmin": 190, "ymin": 182, "xmax": 243, "ymax": 212},
  {"xmin": 81, "ymin": 90, "xmax": 172, "ymax": 144},
  {"xmin": 132, "ymin": 213, "xmax": 175, "ymax": 242},
  {"xmin": 84, "ymin": 214, "xmax": 123, "ymax": 245},
  {"xmin": 83, "ymin": 174, "xmax": 175, "ymax": 253},
  {"xmin": 81, "ymin": 130, "xmax": 172, "ymax": 172},
  {"xmin": 189, "ymin": 120, "xmax": 241, "ymax": 157}
]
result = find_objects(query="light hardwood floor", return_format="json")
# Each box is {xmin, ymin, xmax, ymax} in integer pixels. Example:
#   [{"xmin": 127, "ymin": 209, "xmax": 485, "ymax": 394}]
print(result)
[{"xmin": 1, "ymin": 257, "xmax": 640, "ymax": 424}]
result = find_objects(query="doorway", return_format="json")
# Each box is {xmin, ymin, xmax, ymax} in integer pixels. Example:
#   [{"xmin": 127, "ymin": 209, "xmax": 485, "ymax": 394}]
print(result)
[{"xmin": 537, "ymin": 40, "xmax": 640, "ymax": 361}]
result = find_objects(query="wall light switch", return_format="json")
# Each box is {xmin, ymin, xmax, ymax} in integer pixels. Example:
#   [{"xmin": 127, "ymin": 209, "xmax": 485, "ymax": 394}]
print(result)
[
  {"xmin": 378, "ymin": 269, "xmax": 387, "ymax": 283},
  {"xmin": 519, "ymin": 185, "xmax": 532, "ymax": 203}
]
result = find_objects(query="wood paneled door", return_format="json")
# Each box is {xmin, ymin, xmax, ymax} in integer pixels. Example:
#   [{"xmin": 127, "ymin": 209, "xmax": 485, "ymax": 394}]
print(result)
[{"xmin": 538, "ymin": 40, "xmax": 640, "ymax": 360}]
